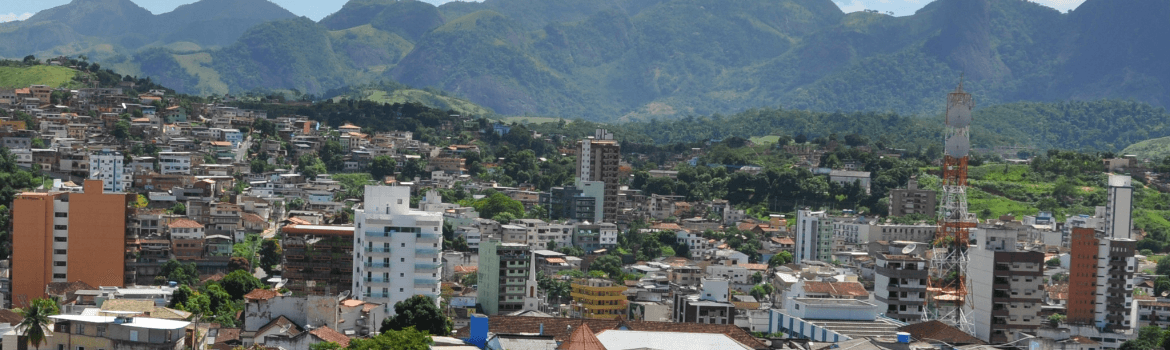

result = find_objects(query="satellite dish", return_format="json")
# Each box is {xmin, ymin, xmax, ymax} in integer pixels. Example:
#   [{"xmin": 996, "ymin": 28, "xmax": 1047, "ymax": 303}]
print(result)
[
  {"xmin": 945, "ymin": 135, "xmax": 970, "ymax": 157},
  {"xmin": 902, "ymin": 244, "xmax": 917, "ymax": 255},
  {"xmin": 946, "ymin": 104, "xmax": 972, "ymax": 128},
  {"xmin": 1162, "ymin": 291, "xmax": 1169, "ymax": 297}
]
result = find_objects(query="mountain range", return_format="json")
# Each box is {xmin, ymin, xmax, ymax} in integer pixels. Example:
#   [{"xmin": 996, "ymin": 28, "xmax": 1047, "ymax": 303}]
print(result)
[{"xmin": 2, "ymin": 0, "xmax": 1168, "ymax": 122}]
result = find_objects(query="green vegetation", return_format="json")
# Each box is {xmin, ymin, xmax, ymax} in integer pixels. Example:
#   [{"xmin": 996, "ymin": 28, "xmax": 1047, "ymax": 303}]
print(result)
[
  {"xmin": 1122, "ymin": 136, "xmax": 1170, "ymax": 161},
  {"xmin": 0, "ymin": 65, "xmax": 78, "ymax": 88},
  {"xmin": 379, "ymin": 295, "xmax": 451, "ymax": 336},
  {"xmin": 16, "ymin": 298, "xmax": 58, "ymax": 349}
]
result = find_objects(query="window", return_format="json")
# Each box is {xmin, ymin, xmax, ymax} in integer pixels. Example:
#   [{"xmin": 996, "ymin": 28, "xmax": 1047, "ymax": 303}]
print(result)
[
  {"xmin": 55, "ymin": 212, "xmax": 67, "ymax": 217},
  {"xmin": 54, "ymin": 249, "xmax": 66, "ymax": 255},
  {"xmin": 129, "ymin": 330, "xmax": 138, "ymax": 342},
  {"xmin": 54, "ymin": 261, "xmax": 67, "ymax": 267},
  {"xmin": 54, "ymin": 225, "xmax": 67, "ymax": 230},
  {"xmin": 54, "ymin": 273, "xmax": 66, "ymax": 279}
]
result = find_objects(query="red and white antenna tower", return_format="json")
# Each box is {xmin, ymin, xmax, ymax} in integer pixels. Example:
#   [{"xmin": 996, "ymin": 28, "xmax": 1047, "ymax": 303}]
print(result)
[{"xmin": 925, "ymin": 80, "xmax": 976, "ymax": 334}]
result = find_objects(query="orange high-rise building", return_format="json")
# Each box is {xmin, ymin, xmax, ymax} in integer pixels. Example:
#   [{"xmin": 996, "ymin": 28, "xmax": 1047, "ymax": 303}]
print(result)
[
  {"xmin": 12, "ymin": 180, "xmax": 129, "ymax": 306},
  {"xmin": 1067, "ymin": 227, "xmax": 1098, "ymax": 325}
]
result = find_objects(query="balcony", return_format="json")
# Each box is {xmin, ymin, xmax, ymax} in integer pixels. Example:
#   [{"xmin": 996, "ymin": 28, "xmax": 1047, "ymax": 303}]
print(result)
[
  {"xmin": 416, "ymin": 232, "xmax": 442, "ymax": 241},
  {"xmin": 414, "ymin": 278, "xmax": 438, "ymax": 287},
  {"xmin": 365, "ymin": 262, "xmax": 391, "ymax": 268},
  {"xmin": 364, "ymin": 230, "xmax": 391, "ymax": 238},
  {"xmin": 415, "ymin": 247, "xmax": 439, "ymax": 255},
  {"xmin": 365, "ymin": 247, "xmax": 391, "ymax": 253},
  {"xmin": 364, "ymin": 277, "xmax": 389, "ymax": 283},
  {"xmin": 415, "ymin": 262, "xmax": 441, "ymax": 270},
  {"xmin": 365, "ymin": 292, "xmax": 390, "ymax": 298}
]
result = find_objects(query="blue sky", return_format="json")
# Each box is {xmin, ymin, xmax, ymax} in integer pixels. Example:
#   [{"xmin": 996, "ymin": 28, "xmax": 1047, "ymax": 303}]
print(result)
[{"xmin": 2, "ymin": 0, "xmax": 1087, "ymax": 23}]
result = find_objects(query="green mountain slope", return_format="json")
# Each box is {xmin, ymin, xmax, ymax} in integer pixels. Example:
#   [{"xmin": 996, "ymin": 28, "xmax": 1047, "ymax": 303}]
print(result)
[
  {"xmin": 1122, "ymin": 138, "xmax": 1170, "ymax": 161},
  {"xmin": 0, "ymin": 0, "xmax": 295, "ymax": 58},
  {"xmin": 14, "ymin": 0, "xmax": 1170, "ymax": 121}
]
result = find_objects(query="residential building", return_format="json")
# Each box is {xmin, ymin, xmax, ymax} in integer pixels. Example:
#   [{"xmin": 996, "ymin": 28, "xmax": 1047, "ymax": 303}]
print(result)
[
  {"xmin": 540, "ymin": 185, "xmax": 598, "ymax": 222},
  {"xmin": 89, "ymin": 149, "xmax": 131, "ymax": 192},
  {"xmin": 576, "ymin": 129, "xmax": 620, "ymax": 222},
  {"xmin": 168, "ymin": 218, "xmax": 205, "ymax": 260},
  {"xmin": 1104, "ymin": 174, "xmax": 1133, "ymax": 239},
  {"xmin": 966, "ymin": 227, "xmax": 1046, "ymax": 344},
  {"xmin": 573, "ymin": 222, "xmax": 618, "ymax": 252},
  {"xmin": 477, "ymin": 239, "xmax": 530, "ymax": 315},
  {"xmin": 673, "ymin": 278, "xmax": 735, "ymax": 324},
  {"xmin": 794, "ymin": 210, "xmax": 832, "ymax": 264},
  {"xmin": 872, "ymin": 223, "xmax": 938, "ymax": 243},
  {"xmin": 828, "ymin": 170, "xmax": 871, "ymax": 194},
  {"xmin": 12, "ymin": 180, "xmax": 128, "ymax": 306},
  {"xmin": 1067, "ymin": 227, "xmax": 1136, "ymax": 330},
  {"xmin": 283, "ymin": 224, "xmax": 355, "ymax": 295},
  {"xmin": 570, "ymin": 278, "xmax": 628, "ymax": 319},
  {"xmin": 39, "ymin": 315, "xmax": 188, "ymax": 349},
  {"xmin": 158, "ymin": 151, "xmax": 192, "ymax": 174},
  {"xmin": 888, "ymin": 178, "xmax": 937, "ymax": 217},
  {"xmin": 352, "ymin": 186, "xmax": 443, "ymax": 314},
  {"xmin": 874, "ymin": 247, "xmax": 929, "ymax": 323}
]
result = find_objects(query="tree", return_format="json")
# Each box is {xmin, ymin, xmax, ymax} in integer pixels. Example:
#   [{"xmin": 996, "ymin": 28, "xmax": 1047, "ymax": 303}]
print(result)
[
  {"xmin": 311, "ymin": 342, "xmax": 342, "ymax": 350},
  {"xmin": 1155, "ymin": 276, "xmax": 1170, "ymax": 297},
  {"xmin": 768, "ymin": 251, "xmax": 793, "ymax": 267},
  {"xmin": 259, "ymin": 239, "xmax": 282, "ymax": 274},
  {"xmin": 228, "ymin": 257, "xmax": 250, "ymax": 272},
  {"xmin": 1048, "ymin": 313, "xmax": 1065, "ymax": 327},
  {"xmin": 751, "ymin": 271, "xmax": 764, "ymax": 284},
  {"xmin": 380, "ymin": 295, "xmax": 451, "ymax": 336},
  {"xmin": 1046, "ymin": 257, "xmax": 1061, "ymax": 267},
  {"xmin": 749, "ymin": 284, "xmax": 774, "ymax": 301},
  {"xmin": 370, "ymin": 155, "xmax": 397, "ymax": 180},
  {"xmin": 22, "ymin": 55, "xmax": 35, "ymax": 64},
  {"xmin": 221, "ymin": 270, "xmax": 266, "ymax": 300},
  {"xmin": 159, "ymin": 259, "xmax": 199, "ymax": 286},
  {"xmin": 17, "ymin": 298, "xmax": 58, "ymax": 349},
  {"xmin": 1118, "ymin": 326, "xmax": 1165, "ymax": 350},
  {"xmin": 1158, "ymin": 256, "xmax": 1170, "ymax": 276},
  {"xmin": 589, "ymin": 255, "xmax": 623, "ymax": 278},
  {"xmin": 346, "ymin": 326, "xmax": 433, "ymax": 350},
  {"xmin": 113, "ymin": 120, "xmax": 130, "ymax": 140},
  {"xmin": 171, "ymin": 202, "xmax": 186, "ymax": 215},
  {"xmin": 471, "ymin": 192, "xmax": 524, "ymax": 220}
]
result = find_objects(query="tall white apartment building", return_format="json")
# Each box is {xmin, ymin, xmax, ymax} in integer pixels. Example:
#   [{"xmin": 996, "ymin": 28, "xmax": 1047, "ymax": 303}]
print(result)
[
  {"xmin": 794, "ymin": 210, "xmax": 831, "ymax": 264},
  {"xmin": 353, "ymin": 186, "xmax": 445, "ymax": 313},
  {"xmin": 1104, "ymin": 174, "xmax": 1133, "ymax": 239},
  {"xmin": 88, "ymin": 149, "xmax": 131, "ymax": 192},
  {"xmin": 158, "ymin": 152, "xmax": 193, "ymax": 174}
]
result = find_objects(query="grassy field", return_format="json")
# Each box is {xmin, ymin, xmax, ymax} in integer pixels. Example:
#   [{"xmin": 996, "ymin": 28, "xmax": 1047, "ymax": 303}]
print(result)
[
  {"xmin": 749, "ymin": 135, "xmax": 781, "ymax": 144},
  {"xmin": 365, "ymin": 89, "xmax": 493, "ymax": 116},
  {"xmin": 1122, "ymin": 136, "xmax": 1170, "ymax": 161},
  {"xmin": 0, "ymin": 65, "xmax": 77, "ymax": 88}
]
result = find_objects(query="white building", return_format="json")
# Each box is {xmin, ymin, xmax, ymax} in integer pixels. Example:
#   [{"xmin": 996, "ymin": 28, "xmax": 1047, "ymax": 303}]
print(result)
[
  {"xmin": 1105, "ymin": 174, "xmax": 1133, "ymax": 239},
  {"xmin": 352, "ymin": 186, "xmax": 444, "ymax": 314},
  {"xmin": 216, "ymin": 128, "xmax": 244, "ymax": 148},
  {"xmin": 158, "ymin": 151, "xmax": 192, "ymax": 174},
  {"xmin": 794, "ymin": 210, "xmax": 831, "ymax": 264},
  {"xmin": 88, "ymin": 149, "xmax": 131, "ymax": 192}
]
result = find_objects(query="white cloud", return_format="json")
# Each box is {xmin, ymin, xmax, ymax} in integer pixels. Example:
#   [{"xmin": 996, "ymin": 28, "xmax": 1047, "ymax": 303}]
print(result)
[
  {"xmin": 0, "ymin": 12, "xmax": 33, "ymax": 23},
  {"xmin": 835, "ymin": 0, "xmax": 866, "ymax": 13},
  {"xmin": 1032, "ymin": 0, "xmax": 1086, "ymax": 12}
]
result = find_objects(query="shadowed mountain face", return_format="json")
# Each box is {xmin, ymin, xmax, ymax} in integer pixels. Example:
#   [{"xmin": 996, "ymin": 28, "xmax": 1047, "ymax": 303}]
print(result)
[
  {"xmin": 7, "ymin": 0, "xmax": 1169, "ymax": 122},
  {"xmin": 0, "ymin": 0, "xmax": 296, "ymax": 57}
]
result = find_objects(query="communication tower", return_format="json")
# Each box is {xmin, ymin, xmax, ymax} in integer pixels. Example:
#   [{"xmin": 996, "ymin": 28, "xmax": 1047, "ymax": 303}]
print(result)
[{"xmin": 925, "ymin": 81, "xmax": 976, "ymax": 334}]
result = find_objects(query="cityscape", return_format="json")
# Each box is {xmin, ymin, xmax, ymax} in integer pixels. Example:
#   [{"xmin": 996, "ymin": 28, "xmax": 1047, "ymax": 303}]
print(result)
[{"xmin": 1, "ymin": 0, "xmax": 1170, "ymax": 349}]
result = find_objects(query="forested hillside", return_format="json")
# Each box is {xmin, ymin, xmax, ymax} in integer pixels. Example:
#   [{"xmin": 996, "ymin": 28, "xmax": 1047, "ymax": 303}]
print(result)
[{"xmin": 5, "ymin": 0, "xmax": 1168, "ymax": 122}]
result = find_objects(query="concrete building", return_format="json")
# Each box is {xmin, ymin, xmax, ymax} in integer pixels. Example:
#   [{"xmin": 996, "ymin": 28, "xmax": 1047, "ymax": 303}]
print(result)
[
  {"xmin": 888, "ymin": 179, "xmax": 937, "ymax": 217},
  {"xmin": 571, "ymin": 278, "xmax": 628, "ymax": 319},
  {"xmin": 351, "ymin": 186, "xmax": 443, "ymax": 314},
  {"xmin": 828, "ymin": 170, "xmax": 871, "ymax": 194},
  {"xmin": 1067, "ymin": 227, "xmax": 1136, "ymax": 331},
  {"xmin": 673, "ymin": 278, "xmax": 735, "ymax": 324},
  {"xmin": 794, "ymin": 210, "xmax": 832, "ymax": 264},
  {"xmin": 477, "ymin": 239, "xmax": 531, "ymax": 315},
  {"xmin": 873, "ymin": 246, "xmax": 928, "ymax": 323},
  {"xmin": 39, "ymin": 315, "xmax": 189, "ymax": 350},
  {"xmin": 158, "ymin": 151, "xmax": 192, "ymax": 175},
  {"xmin": 540, "ymin": 185, "xmax": 598, "ymax": 223},
  {"xmin": 1104, "ymin": 174, "xmax": 1133, "ymax": 240},
  {"xmin": 283, "ymin": 224, "xmax": 355, "ymax": 296},
  {"xmin": 573, "ymin": 222, "xmax": 618, "ymax": 252},
  {"xmin": 167, "ymin": 218, "xmax": 205, "ymax": 260},
  {"xmin": 576, "ymin": 129, "xmax": 620, "ymax": 222},
  {"xmin": 872, "ymin": 223, "xmax": 938, "ymax": 243},
  {"xmin": 89, "ymin": 149, "xmax": 132, "ymax": 192},
  {"xmin": 966, "ymin": 227, "xmax": 1046, "ymax": 344},
  {"xmin": 12, "ymin": 180, "xmax": 128, "ymax": 307}
]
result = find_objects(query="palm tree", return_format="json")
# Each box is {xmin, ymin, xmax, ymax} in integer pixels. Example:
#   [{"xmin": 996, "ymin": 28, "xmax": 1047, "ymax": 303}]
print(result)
[{"xmin": 17, "ymin": 298, "xmax": 58, "ymax": 349}]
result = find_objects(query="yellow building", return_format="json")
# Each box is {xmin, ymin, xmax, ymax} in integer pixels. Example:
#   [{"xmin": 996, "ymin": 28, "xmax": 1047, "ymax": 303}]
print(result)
[{"xmin": 571, "ymin": 278, "xmax": 628, "ymax": 319}]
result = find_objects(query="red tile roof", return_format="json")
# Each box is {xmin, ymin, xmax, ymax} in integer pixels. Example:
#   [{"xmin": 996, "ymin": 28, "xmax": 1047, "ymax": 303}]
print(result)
[
  {"xmin": 243, "ymin": 289, "xmax": 280, "ymax": 301},
  {"xmin": 213, "ymin": 328, "xmax": 241, "ymax": 344},
  {"xmin": 741, "ymin": 263, "xmax": 767, "ymax": 271},
  {"xmin": 309, "ymin": 325, "xmax": 350, "ymax": 347},
  {"xmin": 453, "ymin": 316, "xmax": 766, "ymax": 349},
  {"xmin": 801, "ymin": 281, "xmax": 869, "ymax": 298},
  {"xmin": 168, "ymin": 218, "xmax": 203, "ymax": 229},
  {"xmin": 558, "ymin": 323, "xmax": 607, "ymax": 350},
  {"xmin": 898, "ymin": 320, "xmax": 985, "ymax": 345},
  {"xmin": 1047, "ymin": 283, "xmax": 1069, "ymax": 301}
]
